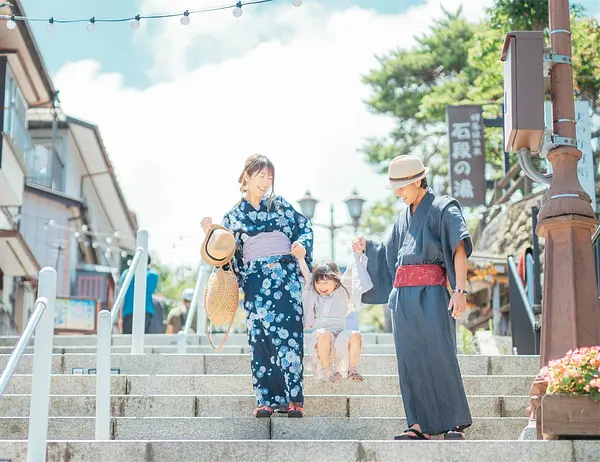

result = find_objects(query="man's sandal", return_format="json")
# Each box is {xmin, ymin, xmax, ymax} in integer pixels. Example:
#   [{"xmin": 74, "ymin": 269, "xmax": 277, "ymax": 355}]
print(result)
[
  {"xmin": 443, "ymin": 428, "xmax": 466, "ymax": 440},
  {"xmin": 394, "ymin": 428, "xmax": 430, "ymax": 440}
]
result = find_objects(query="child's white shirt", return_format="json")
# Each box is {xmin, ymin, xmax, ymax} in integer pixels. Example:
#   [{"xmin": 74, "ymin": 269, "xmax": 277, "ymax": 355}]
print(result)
[{"xmin": 302, "ymin": 253, "xmax": 373, "ymax": 330}]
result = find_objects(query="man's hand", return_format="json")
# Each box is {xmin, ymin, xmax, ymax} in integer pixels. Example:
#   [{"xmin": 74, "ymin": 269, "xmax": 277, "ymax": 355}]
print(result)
[{"xmin": 448, "ymin": 292, "xmax": 468, "ymax": 320}]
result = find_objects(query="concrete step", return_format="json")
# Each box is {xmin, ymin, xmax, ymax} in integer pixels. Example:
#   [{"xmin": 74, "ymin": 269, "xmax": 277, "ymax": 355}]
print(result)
[
  {"xmin": 0, "ymin": 353, "xmax": 541, "ymax": 376},
  {"xmin": 127, "ymin": 374, "xmax": 534, "ymax": 396},
  {"xmin": 0, "ymin": 374, "xmax": 534, "ymax": 396},
  {"xmin": 0, "ymin": 394, "xmax": 529, "ymax": 418},
  {"xmin": 0, "ymin": 440, "xmax": 592, "ymax": 462},
  {"xmin": 0, "ymin": 332, "xmax": 394, "ymax": 347},
  {"xmin": 0, "ymin": 344, "xmax": 405, "ymax": 355},
  {"xmin": 0, "ymin": 416, "xmax": 529, "ymax": 440}
]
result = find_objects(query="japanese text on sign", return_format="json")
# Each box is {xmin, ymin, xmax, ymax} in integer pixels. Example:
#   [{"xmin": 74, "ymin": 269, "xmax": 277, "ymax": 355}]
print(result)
[{"xmin": 446, "ymin": 105, "xmax": 486, "ymax": 206}]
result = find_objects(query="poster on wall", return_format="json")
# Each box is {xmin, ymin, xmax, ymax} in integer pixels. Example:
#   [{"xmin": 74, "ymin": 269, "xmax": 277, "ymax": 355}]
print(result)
[{"xmin": 54, "ymin": 297, "xmax": 99, "ymax": 334}]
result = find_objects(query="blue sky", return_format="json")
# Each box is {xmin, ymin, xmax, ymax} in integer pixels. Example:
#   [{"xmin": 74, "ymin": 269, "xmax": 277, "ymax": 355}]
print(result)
[{"xmin": 25, "ymin": 0, "xmax": 426, "ymax": 88}]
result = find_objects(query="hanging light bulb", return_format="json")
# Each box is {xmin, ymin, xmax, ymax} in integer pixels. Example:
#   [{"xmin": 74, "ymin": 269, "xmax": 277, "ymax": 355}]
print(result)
[
  {"xmin": 6, "ymin": 16, "xmax": 16, "ymax": 30},
  {"xmin": 82, "ymin": 224, "xmax": 88, "ymax": 232},
  {"xmin": 113, "ymin": 230, "xmax": 120, "ymax": 238},
  {"xmin": 121, "ymin": 251, "xmax": 127, "ymax": 258},
  {"xmin": 180, "ymin": 10, "xmax": 190, "ymax": 25},
  {"xmin": 232, "ymin": 2, "xmax": 243, "ymax": 17},
  {"xmin": 92, "ymin": 241, "xmax": 99, "ymax": 249},
  {"xmin": 86, "ymin": 18, "xmax": 95, "ymax": 32},
  {"xmin": 48, "ymin": 219, "xmax": 56, "ymax": 226},
  {"xmin": 106, "ymin": 237, "xmax": 112, "ymax": 245},
  {"xmin": 74, "ymin": 231, "xmax": 81, "ymax": 239},
  {"xmin": 130, "ymin": 15, "xmax": 141, "ymax": 30},
  {"xmin": 291, "ymin": 0, "xmax": 303, "ymax": 6},
  {"xmin": 46, "ymin": 18, "xmax": 54, "ymax": 32}
]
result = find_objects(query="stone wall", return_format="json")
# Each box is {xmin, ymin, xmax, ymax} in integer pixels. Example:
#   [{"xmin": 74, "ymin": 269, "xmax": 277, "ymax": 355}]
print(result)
[{"xmin": 475, "ymin": 192, "xmax": 546, "ymax": 269}]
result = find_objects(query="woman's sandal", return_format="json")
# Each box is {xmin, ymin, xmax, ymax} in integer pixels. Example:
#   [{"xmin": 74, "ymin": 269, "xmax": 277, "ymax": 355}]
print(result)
[
  {"xmin": 394, "ymin": 428, "xmax": 430, "ymax": 441},
  {"xmin": 253, "ymin": 405, "xmax": 273, "ymax": 418},
  {"xmin": 287, "ymin": 402, "xmax": 304, "ymax": 418},
  {"xmin": 348, "ymin": 370, "xmax": 364, "ymax": 382},
  {"xmin": 443, "ymin": 428, "xmax": 466, "ymax": 440},
  {"xmin": 328, "ymin": 371, "xmax": 343, "ymax": 383}
]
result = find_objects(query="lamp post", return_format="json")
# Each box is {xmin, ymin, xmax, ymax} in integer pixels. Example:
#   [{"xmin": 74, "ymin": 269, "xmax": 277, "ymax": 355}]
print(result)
[{"xmin": 297, "ymin": 189, "xmax": 366, "ymax": 261}]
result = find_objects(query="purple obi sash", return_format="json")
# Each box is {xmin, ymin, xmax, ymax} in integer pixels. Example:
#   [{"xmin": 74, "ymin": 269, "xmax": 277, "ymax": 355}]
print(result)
[{"xmin": 243, "ymin": 231, "xmax": 292, "ymax": 264}]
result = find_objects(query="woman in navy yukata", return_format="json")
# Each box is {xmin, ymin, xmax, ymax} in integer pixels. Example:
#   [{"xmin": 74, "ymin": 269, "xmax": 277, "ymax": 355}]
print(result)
[
  {"xmin": 201, "ymin": 154, "xmax": 313, "ymax": 418},
  {"xmin": 353, "ymin": 154, "xmax": 473, "ymax": 440}
]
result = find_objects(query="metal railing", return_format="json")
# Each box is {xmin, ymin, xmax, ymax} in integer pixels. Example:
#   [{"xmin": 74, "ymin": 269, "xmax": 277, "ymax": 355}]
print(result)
[
  {"xmin": 507, "ymin": 256, "xmax": 540, "ymax": 355},
  {"xmin": 97, "ymin": 229, "xmax": 148, "ymax": 440},
  {"xmin": 0, "ymin": 267, "xmax": 57, "ymax": 462},
  {"xmin": 177, "ymin": 261, "xmax": 212, "ymax": 353}
]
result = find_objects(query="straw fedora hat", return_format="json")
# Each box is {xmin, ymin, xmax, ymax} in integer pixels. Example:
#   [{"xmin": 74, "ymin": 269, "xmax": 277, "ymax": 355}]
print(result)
[
  {"xmin": 201, "ymin": 225, "xmax": 237, "ymax": 267},
  {"xmin": 385, "ymin": 155, "xmax": 429, "ymax": 190}
]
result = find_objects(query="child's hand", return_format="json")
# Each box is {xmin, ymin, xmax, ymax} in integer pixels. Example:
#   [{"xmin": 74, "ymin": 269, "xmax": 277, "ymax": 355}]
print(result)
[
  {"xmin": 352, "ymin": 237, "xmax": 366, "ymax": 253},
  {"xmin": 291, "ymin": 242, "xmax": 306, "ymax": 259}
]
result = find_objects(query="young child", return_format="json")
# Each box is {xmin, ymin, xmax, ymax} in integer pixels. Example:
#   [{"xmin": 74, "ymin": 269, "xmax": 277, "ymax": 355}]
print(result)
[{"xmin": 292, "ymin": 243, "xmax": 373, "ymax": 383}]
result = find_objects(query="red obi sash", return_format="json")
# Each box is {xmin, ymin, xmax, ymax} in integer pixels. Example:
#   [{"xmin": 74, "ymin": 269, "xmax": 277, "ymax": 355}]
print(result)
[{"xmin": 394, "ymin": 264, "xmax": 447, "ymax": 288}]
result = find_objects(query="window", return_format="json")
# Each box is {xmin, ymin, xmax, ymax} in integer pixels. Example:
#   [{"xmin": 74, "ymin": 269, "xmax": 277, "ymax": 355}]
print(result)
[
  {"xmin": 3, "ymin": 66, "xmax": 32, "ymax": 157},
  {"xmin": 27, "ymin": 139, "xmax": 65, "ymax": 192}
]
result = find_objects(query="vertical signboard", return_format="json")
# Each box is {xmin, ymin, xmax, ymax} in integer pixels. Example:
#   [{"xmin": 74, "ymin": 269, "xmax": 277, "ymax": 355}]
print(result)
[
  {"xmin": 446, "ymin": 105, "xmax": 486, "ymax": 206},
  {"xmin": 544, "ymin": 101, "xmax": 596, "ymax": 212}
]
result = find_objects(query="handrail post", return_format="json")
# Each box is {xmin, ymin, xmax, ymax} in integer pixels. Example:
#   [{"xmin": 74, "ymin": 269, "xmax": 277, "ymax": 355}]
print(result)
[
  {"xmin": 131, "ymin": 230, "xmax": 148, "ymax": 354},
  {"xmin": 95, "ymin": 310, "xmax": 111, "ymax": 440},
  {"xmin": 26, "ymin": 267, "xmax": 57, "ymax": 462}
]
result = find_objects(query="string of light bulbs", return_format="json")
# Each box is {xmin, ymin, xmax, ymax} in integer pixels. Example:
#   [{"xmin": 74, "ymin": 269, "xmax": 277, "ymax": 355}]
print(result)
[{"xmin": 0, "ymin": 0, "xmax": 303, "ymax": 31}]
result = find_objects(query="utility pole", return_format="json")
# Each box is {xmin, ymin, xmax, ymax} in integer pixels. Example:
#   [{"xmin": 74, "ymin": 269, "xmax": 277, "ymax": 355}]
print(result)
[{"xmin": 537, "ymin": 0, "xmax": 600, "ymax": 366}]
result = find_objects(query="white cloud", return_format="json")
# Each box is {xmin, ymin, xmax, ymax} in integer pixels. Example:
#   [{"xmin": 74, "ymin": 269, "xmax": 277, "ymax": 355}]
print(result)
[{"xmin": 53, "ymin": 0, "xmax": 493, "ymax": 266}]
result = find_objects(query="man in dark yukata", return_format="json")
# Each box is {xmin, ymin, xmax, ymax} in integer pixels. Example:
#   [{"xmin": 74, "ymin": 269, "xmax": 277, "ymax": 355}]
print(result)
[{"xmin": 353, "ymin": 154, "xmax": 473, "ymax": 440}]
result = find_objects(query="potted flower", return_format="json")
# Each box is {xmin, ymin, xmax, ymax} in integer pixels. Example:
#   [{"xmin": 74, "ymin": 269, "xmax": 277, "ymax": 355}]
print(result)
[{"xmin": 540, "ymin": 346, "xmax": 600, "ymax": 440}]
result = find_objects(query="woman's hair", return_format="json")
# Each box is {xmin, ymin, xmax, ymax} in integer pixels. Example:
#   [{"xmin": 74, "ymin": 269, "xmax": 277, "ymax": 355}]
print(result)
[
  {"xmin": 311, "ymin": 261, "xmax": 349, "ymax": 297},
  {"xmin": 238, "ymin": 154, "xmax": 276, "ymax": 210}
]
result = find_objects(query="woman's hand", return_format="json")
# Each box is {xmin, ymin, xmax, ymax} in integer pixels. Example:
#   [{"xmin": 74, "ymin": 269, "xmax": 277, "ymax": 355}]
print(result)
[
  {"xmin": 448, "ymin": 291, "xmax": 468, "ymax": 320},
  {"xmin": 352, "ymin": 236, "xmax": 366, "ymax": 253},
  {"xmin": 291, "ymin": 241, "xmax": 306, "ymax": 259},
  {"xmin": 201, "ymin": 217, "xmax": 213, "ymax": 234}
]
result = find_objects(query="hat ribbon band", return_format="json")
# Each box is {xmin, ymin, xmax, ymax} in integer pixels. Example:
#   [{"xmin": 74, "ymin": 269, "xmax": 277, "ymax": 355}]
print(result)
[
  {"xmin": 205, "ymin": 228, "xmax": 230, "ymax": 262},
  {"xmin": 389, "ymin": 169, "xmax": 426, "ymax": 182}
]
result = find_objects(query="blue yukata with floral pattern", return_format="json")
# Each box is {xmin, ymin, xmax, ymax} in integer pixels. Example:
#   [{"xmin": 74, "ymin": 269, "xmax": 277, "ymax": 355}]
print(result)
[{"xmin": 222, "ymin": 195, "xmax": 313, "ymax": 408}]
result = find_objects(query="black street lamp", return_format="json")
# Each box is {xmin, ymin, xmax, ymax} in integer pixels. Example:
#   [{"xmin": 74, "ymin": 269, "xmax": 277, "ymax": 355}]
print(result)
[{"xmin": 298, "ymin": 189, "xmax": 366, "ymax": 261}]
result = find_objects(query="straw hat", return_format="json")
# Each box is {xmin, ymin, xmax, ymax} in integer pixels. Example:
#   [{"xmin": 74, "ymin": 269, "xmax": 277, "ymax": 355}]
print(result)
[
  {"xmin": 385, "ymin": 155, "xmax": 429, "ymax": 190},
  {"xmin": 201, "ymin": 225, "xmax": 236, "ymax": 267}
]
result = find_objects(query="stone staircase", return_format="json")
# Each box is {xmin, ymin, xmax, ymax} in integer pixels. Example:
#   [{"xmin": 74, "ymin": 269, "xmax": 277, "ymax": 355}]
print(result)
[{"xmin": 0, "ymin": 333, "xmax": 597, "ymax": 461}]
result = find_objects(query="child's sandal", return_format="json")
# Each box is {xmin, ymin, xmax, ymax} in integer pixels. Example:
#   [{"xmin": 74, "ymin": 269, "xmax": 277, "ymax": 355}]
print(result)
[
  {"xmin": 348, "ymin": 370, "xmax": 364, "ymax": 382},
  {"xmin": 328, "ymin": 371, "xmax": 343, "ymax": 383}
]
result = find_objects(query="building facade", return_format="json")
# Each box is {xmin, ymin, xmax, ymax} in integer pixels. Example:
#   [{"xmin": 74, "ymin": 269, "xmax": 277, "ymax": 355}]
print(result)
[{"xmin": 0, "ymin": 1, "xmax": 137, "ymax": 333}]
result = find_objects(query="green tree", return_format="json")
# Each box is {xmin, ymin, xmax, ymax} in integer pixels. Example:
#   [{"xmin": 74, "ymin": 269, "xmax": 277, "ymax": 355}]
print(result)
[{"xmin": 153, "ymin": 260, "xmax": 196, "ymax": 314}]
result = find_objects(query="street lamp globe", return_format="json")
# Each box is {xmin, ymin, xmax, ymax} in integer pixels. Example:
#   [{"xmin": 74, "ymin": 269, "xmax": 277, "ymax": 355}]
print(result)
[
  {"xmin": 344, "ymin": 189, "xmax": 366, "ymax": 229},
  {"xmin": 298, "ymin": 191, "xmax": 318, "ymax": 221}
]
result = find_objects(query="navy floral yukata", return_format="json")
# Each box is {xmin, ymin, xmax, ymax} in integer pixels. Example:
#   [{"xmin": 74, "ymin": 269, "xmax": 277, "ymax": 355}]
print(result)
[{"xmin": 222, "ymin": 195, "xmax": 313, "ymax": 408}]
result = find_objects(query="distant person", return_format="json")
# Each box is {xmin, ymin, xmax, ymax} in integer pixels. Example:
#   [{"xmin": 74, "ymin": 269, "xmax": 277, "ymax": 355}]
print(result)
[
  {"xmin": 166, "ymin": 288, "xmax": 197, "ymax": 334},
  {"xmin": 148, "ymin": 295, "xmax": 167, "ymax": 334},
  {"xmin": 118, "ymin": 254, "xmax": 159, "ymax": 334}
]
